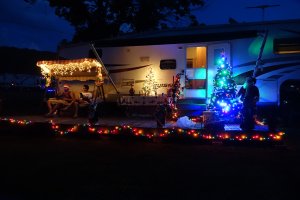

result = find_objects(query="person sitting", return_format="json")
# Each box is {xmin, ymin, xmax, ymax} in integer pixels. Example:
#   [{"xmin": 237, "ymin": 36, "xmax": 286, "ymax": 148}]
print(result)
[
  {"xmin": 72, "ymin": 84, "xmax": 93, "ymax": 118},
  {"xmin": 45, "ymin": 84, "xmax": 76, "ymax": 117}
]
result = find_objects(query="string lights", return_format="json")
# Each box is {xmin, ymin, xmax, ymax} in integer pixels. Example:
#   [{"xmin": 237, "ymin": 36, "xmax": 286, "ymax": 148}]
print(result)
[
  {"xmin": 169, "ymin": 72, "xmax": 184, "ymax": 120},
  {"xmin": 142, "ymin": 67, "xmax": 158, "ymax": 96},
  {"xmin": 37, "ymin": 58, "xmax": 102, "ymax": 86},
  {"xmin": 0, "ymin": 118, "xmax": 285, "ymax": 143},
  {"xmin": 0, "ymin": 117, "xmax": 32, "ymax": 125},
  {"xmin": 208, "ymin": 53, "xmax": 240, "ymax": 117}
]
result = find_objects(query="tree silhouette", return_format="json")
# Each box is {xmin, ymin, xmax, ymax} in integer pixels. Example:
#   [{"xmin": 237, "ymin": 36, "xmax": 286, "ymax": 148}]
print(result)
[{"xmin": 26, "ymin": 0, "xmax": 204, "ymax": 42}]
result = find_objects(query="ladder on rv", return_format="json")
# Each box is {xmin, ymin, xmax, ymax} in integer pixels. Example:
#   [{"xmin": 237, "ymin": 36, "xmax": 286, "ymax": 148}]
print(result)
[
  {"xmin": 90, "ymin": 43, "xmax": 120, "ymax": 97},
  {"xmin": 252, "ymin": 30, "xmax": 268, "ymax": 78}
]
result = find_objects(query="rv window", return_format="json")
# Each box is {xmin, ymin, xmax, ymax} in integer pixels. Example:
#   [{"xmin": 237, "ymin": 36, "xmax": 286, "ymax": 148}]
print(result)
[
  {"xmin": 160, "ymin": 59, "xmax": 176, "ymax": 69},
  {"xmin": 186, "ymin": 59, "xmax": 193, "ymax": 68},
  {"xmin": 186, "ymin": 47, "xmax": 207, "ymax": 68},
  {"xmin": 274, "ymin": 38, "xmax": 300, "ymax": 54}
]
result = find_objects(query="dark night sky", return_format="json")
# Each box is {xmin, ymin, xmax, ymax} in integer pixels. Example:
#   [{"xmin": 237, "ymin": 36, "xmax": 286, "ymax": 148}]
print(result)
[
  {"xmin": 0, "ymin": 0, "xmax": 74, "ymax": 52},
  {"xmin": 0, "ymin": 0, "xmax": 300, "ymax": 52}
]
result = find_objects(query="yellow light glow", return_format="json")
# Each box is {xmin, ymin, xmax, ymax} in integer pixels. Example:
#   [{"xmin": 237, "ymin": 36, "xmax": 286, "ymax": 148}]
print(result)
[
  {"xmin": 37, "ymin": 58, "xmax": 102, "ymax": 86},
  {"xmin": 274, "ymin": 135, "xmax": 281, "ymax": 140},
  {"xmin": 241, "ymin": 135, "xmax": 247, "ymax": 139},
  {"xmin": 278, "ymin": 132, "xmax": 285, "ymax": 136}
]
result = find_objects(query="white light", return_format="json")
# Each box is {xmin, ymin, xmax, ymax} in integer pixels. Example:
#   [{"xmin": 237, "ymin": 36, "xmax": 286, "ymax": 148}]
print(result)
[
  {"xmin": 219, "ymin": 102, "xmax": 227, "ymax": 107},
  {"xmin": 37, "ymin": 58, "xmax": 102, "ymax": 86}
]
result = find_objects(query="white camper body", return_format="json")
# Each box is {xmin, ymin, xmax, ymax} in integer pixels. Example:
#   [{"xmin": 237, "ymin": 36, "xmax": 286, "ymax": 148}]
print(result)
[{"xmin": 59, "ymin": 20, "xmax": 300, "ymax": 107}]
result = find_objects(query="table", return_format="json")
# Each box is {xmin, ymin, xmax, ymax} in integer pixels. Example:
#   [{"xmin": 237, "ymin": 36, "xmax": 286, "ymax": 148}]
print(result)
[
  {"xmin": 119, "ymin": 96, "xmax": 170, "ymax": 117},
  {"xmin": 120, "ymin": 96, "xmax": 169, "ymax": 106}
]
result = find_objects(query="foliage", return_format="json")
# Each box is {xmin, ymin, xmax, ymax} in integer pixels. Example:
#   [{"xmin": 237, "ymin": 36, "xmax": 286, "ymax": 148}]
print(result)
[
  {"xmin": 25, "ymin": 0, "xmax": 204, "ymax": 42},
  {"xmin": 0, "ymin": 47, "xmax": 57, "ymax": 75}
]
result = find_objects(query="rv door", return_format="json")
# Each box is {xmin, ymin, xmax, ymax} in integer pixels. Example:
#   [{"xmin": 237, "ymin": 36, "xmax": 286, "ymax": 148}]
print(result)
[{"xmin": 185, "ymin": 46, "xmax": 207, "ymax": 99}]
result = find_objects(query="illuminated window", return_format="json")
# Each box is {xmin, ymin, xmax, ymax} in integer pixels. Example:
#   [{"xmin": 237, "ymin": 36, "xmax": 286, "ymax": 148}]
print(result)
[
  {"xmin": 274, "ymin": 38, "xmax": 300, "ymax": 54},
  {"xmin": 185, "ymin": 47, "xmax": 207, "ymax": 91},
  {"xmin": 186, "ymin": 47, "xmax": 207, "ymax": 68}
]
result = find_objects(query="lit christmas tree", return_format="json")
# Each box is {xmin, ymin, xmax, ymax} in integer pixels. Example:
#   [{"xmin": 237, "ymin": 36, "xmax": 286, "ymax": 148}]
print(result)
[
  {"xmin": 169, "ymin": 72, "xmax": 183, "ymax": 120},
  {"xmin": 142, "ymin": 67, "xmax": 158, "ymax": 96},
  {"xmin": 208, "ymin": 53, "xmax": 239, "ymax": 117}
]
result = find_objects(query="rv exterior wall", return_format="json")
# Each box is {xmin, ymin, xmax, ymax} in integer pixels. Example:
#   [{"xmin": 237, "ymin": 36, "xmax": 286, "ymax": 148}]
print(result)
[
  {"xmin": 57, "ymin": 20, "xmax": 300, "ymax": 105},
  {"xmin": 100, "ymin": 44, "xmax": 185, "ymax": 96},
  {"xmin": 59, "ymin": 43, "xmax": 91, "ymax": 59}
]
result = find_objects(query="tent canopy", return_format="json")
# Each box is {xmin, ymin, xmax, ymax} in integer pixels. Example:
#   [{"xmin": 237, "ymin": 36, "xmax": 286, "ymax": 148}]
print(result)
[{"xmin": 37, "ymin": 58, "xmax": 103, "ymax": 86}]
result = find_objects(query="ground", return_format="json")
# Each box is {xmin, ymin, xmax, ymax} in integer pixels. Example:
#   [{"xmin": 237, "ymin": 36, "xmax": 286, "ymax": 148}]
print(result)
[
  {"xmin": 0, "ymin": 89, "xmax": 299, "ymax": 199},
  {"xmin": 0, "ymin": 128, "xmax": 299, "ymax": 200}
]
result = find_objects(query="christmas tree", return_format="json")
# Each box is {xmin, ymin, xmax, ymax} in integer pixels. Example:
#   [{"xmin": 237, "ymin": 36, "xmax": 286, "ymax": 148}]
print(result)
[
  {"xmin": 208, "ymin": 53, "xmax": 238, "ymax": 117},
  {"xmin": 169, "ymin": 72, "xmax": 183, "ymax": 120},
  {"xmin": 142, "ymin": 67, "xmax": 158, "ymax": 96}
]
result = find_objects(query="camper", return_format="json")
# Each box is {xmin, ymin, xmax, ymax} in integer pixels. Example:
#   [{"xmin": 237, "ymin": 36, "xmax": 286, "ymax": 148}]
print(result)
[{"xmin": 58, "ymin": 19, "xmax": 300, "ymax": 115}]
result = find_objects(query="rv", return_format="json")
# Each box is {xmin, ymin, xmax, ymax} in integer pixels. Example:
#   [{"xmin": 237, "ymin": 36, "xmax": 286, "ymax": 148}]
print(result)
[{"xmin": 58, "ymin": 19, "xmax": 300, "ymax": 115}]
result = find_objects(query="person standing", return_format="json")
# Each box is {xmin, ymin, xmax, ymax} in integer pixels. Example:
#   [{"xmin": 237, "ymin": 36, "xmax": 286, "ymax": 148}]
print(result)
[{"xmin": 240, "ymin": 77, "xmax": 260, "ymax": 131}]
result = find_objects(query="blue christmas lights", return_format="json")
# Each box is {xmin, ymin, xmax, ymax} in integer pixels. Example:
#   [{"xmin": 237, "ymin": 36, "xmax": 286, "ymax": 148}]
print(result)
[{"xmin": 208, "ymin": 54, "xmax": 240, "ymax": 117}]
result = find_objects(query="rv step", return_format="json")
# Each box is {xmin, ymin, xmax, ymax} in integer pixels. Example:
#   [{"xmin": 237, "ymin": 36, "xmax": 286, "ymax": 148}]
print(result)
[
  {"xmin": 176, "ymin": 103, "xmax": 207, "ymax": 117},
  {"xmin": 177, "ymin": 98, "xmax": 207, "ymax": 105}
]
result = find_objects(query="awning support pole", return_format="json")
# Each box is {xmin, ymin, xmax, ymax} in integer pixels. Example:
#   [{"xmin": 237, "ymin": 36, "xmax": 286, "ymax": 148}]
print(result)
[
  {"xmin": 90, "ymin": 43, "xmax": 119, "ymax": 94},
  {"xmin": 253, "ymin": 30, "xmax": 268, "ymax": 78}
]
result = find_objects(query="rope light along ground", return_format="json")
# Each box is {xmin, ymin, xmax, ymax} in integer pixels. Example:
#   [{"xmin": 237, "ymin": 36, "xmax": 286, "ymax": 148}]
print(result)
[{"xmin": 0, "ymin": 118, "xmax": 285, "ymax": 143}]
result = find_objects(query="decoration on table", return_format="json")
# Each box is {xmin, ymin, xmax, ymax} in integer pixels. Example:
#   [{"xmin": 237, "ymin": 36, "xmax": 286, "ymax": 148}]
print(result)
[
  {"xmin": 208, "ymin": 53, "xmax": 240, "ymax": 118},
  {"xmin": 129, "ymin": 84, "xmax": 135, "ymax": 96},
  {"xmin": 142, "ymin": 67, "xmax": 158, "ymax": 96}
]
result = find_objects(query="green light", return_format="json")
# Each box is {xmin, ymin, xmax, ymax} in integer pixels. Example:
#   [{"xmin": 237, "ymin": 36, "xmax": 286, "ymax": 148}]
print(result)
[
  {"xmin": 196, "ymin": 89, "xmax": 206, "ymax": 98},
  {"xmin": 194, "ymin": 68, "xmax": 207, "ymax": 79},
  {"xmin": 185, "ymin": 89, "xmax": 206, "ymax": 98},
  {"xmin": 249, "ymin": 35, "xmax": 274, "ymax": 57}
]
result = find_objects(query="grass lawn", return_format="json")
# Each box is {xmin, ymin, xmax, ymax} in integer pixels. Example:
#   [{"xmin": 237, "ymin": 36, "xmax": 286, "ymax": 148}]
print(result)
[{"xmin": 0, "ymin": 128, "xmax": 299, "ymax": 200}]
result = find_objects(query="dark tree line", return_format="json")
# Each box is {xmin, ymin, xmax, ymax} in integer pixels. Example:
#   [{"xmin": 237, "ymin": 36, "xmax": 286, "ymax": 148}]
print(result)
[
  {"xmin": 0, "ymin": 47, "xmax": 57, "ymax": 75},
  {"xmin": 26, "ymin": 0, "xmax": 204, "ymax": 43}
]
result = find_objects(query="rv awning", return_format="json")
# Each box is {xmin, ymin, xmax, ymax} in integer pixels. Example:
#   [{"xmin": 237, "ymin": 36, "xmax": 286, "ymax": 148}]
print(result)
[{"xmin": 36, "ymin": 58, "xmax": 102, "ymax": 86}]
